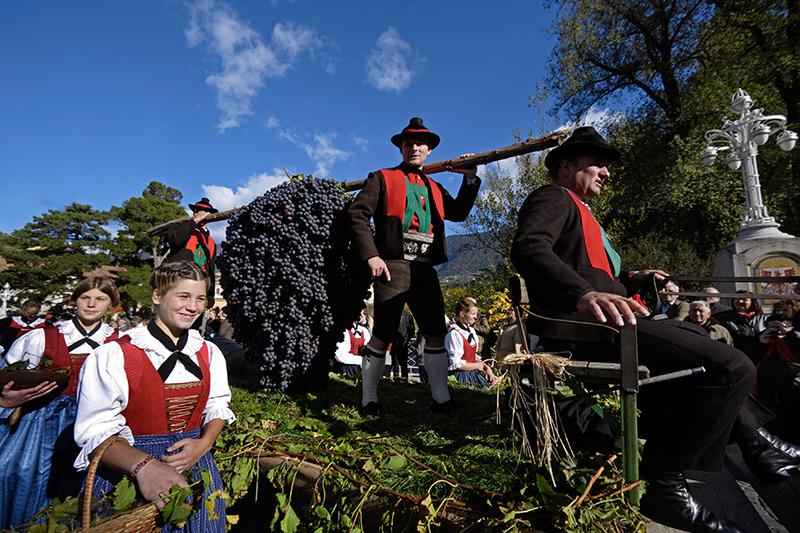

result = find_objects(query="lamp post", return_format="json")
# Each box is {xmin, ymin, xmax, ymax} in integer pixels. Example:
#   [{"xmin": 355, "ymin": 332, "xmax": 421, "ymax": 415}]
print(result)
[
  {"xmin": 0, "ymin": 282, "xmax": 13, "ymax": 318},
  {"xmin": 700, "ymin": 88, "xmax": 798, "ymax": 241}
]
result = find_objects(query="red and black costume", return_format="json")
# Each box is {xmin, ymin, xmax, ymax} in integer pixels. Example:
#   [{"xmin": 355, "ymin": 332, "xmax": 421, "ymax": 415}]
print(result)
[{"xmin": 349, "ymin": 162, "xmax": 480, "ymax": 341}]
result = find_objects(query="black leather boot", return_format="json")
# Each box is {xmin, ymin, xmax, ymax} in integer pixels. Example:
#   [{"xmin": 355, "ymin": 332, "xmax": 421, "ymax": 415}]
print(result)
[
  {"xmin": 738, "ymin": 427, "xmax": 800, "ymax": 482},
  {"xmin": 640, "ymin": 470, "xmax": 743, "ymax": 532}
]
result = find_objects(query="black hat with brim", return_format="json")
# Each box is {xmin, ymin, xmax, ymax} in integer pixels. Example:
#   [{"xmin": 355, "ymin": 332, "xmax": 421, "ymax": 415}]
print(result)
[
  {"xmin": 544, "ymin": 126, "xmax": 621, "ymax": 173},
  {"xmin": 188, "ymin": 197, "xmax": 219, "ymax": 214},
  {"xmin": 391, "ymin": 116, "xmax": 440, "ymax": 150}
]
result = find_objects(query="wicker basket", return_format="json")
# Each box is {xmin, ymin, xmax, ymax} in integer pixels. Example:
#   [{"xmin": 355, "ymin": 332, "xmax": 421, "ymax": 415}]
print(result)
[{"xmin": 79, "ymin": 436, "xmax": 159, "ymax": 533}]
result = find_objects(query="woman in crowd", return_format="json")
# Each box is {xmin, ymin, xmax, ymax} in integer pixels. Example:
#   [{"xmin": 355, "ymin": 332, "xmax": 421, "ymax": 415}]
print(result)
[
  {"xmin": 0, "ymin": 276, "xmax": 119, "ymax": 529},
  {"xmin": 755, "ymin": 300, "xmax": 800, "ymax": 442},
  {"xmin": 445, "ymin": 298, "xmax": 497, "ymax": 389},
  {"xmin": 74, "ymin": 261, "xmax": 234, "ymax": 532},
  {"xmin": 716, "ymin": 290, "xmax": 768, "ymax": 361}
]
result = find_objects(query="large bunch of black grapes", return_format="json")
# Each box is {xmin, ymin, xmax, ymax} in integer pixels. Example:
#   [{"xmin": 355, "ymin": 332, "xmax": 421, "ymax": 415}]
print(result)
[{"xmin": 219, "ymin": 176, "xmax": 370, "ymax": 392}]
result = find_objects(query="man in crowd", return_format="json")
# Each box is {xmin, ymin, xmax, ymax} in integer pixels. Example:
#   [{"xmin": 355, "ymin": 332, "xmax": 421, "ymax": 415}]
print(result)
[
  {"xmin": 656, "ymin": 281, "xmax": 689, "ymax": 320},
  {"xmin": 703, "ymin": 286, "xmax": 732, "ymax": 316},
  {"xmin": 511, "ymin": 126, "xmax": 800, "ymax": 532},
  {"xmin": 686, "ymin": 300, "xmax": 733, "ymax": 345},
  {"xmin": 348, "ymin": 117, "xmax": 480, "ymax": 416}
]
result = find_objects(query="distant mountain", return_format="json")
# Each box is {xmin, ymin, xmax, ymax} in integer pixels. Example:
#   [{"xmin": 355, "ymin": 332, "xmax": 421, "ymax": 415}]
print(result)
[{"xmin": 435, "ymin": 233, "xmax": 503, "ymax": 286}]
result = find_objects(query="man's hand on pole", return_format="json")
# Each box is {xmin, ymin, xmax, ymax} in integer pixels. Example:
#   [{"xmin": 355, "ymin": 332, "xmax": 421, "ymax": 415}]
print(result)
[
  {"xmin": 367, "ymin": 256, "xmax": 391, "ymax": 282},
  {"xmin": 577, "ymin": 291, "xmax": 649, "ymax": 327},
  {"xmin": 449, "ymin": 153, "xmax": 478, "ymax": 182}
]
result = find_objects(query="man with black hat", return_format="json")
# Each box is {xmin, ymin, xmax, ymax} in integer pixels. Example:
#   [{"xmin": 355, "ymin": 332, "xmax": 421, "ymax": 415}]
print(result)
[
  {"xmin": 349, "ymin": 117, "xmax": 480, "ymax": 416},
  {"xmin": 165, "ymin": 197, "xmax": 218, "ymax": 303},
  {"xmin": 510, "ymin": 126, "xmax": 800, "ymax": 532}
]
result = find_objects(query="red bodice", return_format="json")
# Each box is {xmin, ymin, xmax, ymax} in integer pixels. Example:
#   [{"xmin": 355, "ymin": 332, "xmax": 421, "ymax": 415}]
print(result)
[
  {"xmin": 42, "ymin": 325, "xmax": 119, "ymax": 396},
  {"xmin": 117, "ymin": 337, "xmax": 211, "ymax": 436},
  {"xmin": 348, "ymin": 329, "xmax": 365, "ymax": 355}
]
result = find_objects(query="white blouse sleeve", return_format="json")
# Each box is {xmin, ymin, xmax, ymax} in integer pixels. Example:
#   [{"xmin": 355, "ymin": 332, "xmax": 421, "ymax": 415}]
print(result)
[
  {"xmin": 334, "ymin": 330, "xmax": 350, "ymax": 364},
  {"xmin": 445, "ymin": 330, "xmax": 466, "ymax": 371},
  {"xmin": 73, "ymin": 342, "xmax": 134, "ymax": 470},
  {"xmin": 3, "ymin": 329, "xmax": 46, "ymax": 368},
  {"xmin": 203, "ymin": 342, "xmax": 236, "ymax": 426},
  {"xmin": 362, "ymin": 327, "xmax": 371, "ymax": 345}
]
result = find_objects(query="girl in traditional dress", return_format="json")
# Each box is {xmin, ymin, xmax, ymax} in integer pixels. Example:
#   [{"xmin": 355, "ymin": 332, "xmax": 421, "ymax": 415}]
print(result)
[
  {"xmin": 334, "ymin": 310, "xmax": 372, "ymax": 377},
  {"xmin": 0, "ymin": 276, "xmax": 119, "ymax": 529},
  {"xmin": 445, "ymin": 298, "xmax": 497, "ymax": 389},
  {"xmin": 74, "ymin": 261, "xmax": 234, "ymax": 532}
]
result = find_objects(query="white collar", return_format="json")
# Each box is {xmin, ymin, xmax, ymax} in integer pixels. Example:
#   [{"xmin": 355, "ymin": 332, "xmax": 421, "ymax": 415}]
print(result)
[{"xmin": 125, "ymin": 325, "xmax": 204, "ymax": 357}]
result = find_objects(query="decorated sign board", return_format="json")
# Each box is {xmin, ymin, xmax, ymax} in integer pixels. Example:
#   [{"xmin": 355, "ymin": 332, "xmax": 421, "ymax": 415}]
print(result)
[{"xmin": 750, "ymin": 253, "xmax": 800, "ymax": 304}]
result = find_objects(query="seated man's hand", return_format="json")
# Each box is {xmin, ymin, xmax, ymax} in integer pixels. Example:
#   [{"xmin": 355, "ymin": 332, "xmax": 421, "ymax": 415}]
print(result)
[
  {"xmin": 577, "ymin": 291, "xmax": 649, "ymax": 326},
  {"xmin": 629, "ymin": 269, "xmax": 669, "ymax": 286}
]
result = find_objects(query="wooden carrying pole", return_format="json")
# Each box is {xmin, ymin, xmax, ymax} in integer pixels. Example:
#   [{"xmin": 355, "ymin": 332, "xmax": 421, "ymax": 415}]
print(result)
[{"xmin": 147, "ymin": 129, "xmax": 572, "ymax": 236}]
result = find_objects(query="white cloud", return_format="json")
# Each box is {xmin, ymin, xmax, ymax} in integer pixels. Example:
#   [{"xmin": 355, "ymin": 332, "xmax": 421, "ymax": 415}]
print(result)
[
  {"xmin": 185, "ymin": 1, "xmax": 335, "ymax": 131},
  {"xmin": 272, "ymin": 22, "xmax": 337, "ymax": 74},
  {"xmin": 365, "ymin": 27, "xmax": 421, "ymax": 93},
  {"xmin": 302, "ymin": 133, "xmax": 351, "ymax": 176},
  {"xmin": 562, "ymin": 105, "xmax": 624, "ymax": 132},
  {"xmin": 201, "ymin": 169, "xmax": 289, "ymax": 242},
  {"xmin": 351, "ymin": 135, "xmax": 369, "ymax": 152},
  {"xmin": 265, "ymin": 118, "xmax": 354, "ymax": 177},
  {"xmin": 478, "ymin": 156, "xmax": 521, "ymax": 177}
]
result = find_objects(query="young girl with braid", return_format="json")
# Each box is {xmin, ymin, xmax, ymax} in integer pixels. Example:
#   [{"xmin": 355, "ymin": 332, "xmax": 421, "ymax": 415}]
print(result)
[
  {"xmin": 74, "ymin": 261, "xmax": 234, "ymax": 532},
  {"xmin": 0, "ymin": 276, "xmax": 119, "ymax": 529},
  {"xmin": 445, "ymin": 298, "xmax": 497, "ymax": 389}
]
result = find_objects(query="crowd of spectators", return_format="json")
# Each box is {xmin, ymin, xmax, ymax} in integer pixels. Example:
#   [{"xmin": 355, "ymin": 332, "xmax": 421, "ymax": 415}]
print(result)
[{"xmin": 680, "ymin": 287, "xmax": 800, "ymax": 442}]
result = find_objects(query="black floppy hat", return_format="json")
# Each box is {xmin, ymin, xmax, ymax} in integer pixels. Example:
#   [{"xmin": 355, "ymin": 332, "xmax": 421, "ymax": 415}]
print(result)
[
  {"xmin": 544, "ymin": 126, "xmax": 621, "ymax": 173},
  {"xmin": 391, "ymin": 117, "xmax": 440, "ymax": 150},
  {"xmin": 188, "ymin": 197, "xmax": 218, "ymax": 214}
]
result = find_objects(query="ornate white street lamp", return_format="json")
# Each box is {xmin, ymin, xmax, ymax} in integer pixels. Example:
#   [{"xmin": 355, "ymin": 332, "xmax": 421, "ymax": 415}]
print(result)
[
  {"xmin": 700, "ymin": 88, "xmax": 798, "ymax": 240},
  {"xmin": 0, "ymin": 282, "xmax": 13, "ymax": 318}
]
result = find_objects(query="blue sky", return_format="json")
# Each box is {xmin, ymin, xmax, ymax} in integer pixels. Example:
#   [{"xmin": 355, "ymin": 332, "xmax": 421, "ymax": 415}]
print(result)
[{"xmin": 0, "ymin": 0, "xmax": 571, "ymax": 241}]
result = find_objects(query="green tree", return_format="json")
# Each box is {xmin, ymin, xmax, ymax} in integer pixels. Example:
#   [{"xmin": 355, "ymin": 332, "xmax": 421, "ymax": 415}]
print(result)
[
  {"xmin": 0, "ymin": 204, "xmax": 111, "ymax": 301},
  {"xmin": 546, "ymin": 0, "xmax": 713, "ymax": 134},
  {"xmin": 109, "ymin": 181, "xmax": 187, "ymax": 309}
]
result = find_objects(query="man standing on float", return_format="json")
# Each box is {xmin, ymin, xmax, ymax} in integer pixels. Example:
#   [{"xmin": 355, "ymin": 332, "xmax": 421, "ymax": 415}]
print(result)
[{"xmin": 349, "ymin": 117, "xmax": 481, "ymax": 415}]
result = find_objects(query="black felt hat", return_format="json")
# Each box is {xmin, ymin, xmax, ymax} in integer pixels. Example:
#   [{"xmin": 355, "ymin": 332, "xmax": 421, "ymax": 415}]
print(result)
[
  {"xmin": 188, "ymin": 197, "xmax": 218, "ymax": 214},
  {"xmin": 391, "ymin": 117, "xmax": 440, "ymax": 149},
  {"xmin": 544, "ymin": 126, "xmax": 621, "ymax": 173}
]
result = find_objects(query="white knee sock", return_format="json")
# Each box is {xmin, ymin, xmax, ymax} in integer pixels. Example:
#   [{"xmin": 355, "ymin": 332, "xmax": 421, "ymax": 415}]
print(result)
[
  {"xmin": 423, "ymin": 346, "xmax": 451, "ymax": 404},
  {"xmin": 361, "ymin": 344, "xmax": 386, "ymax": 406}
]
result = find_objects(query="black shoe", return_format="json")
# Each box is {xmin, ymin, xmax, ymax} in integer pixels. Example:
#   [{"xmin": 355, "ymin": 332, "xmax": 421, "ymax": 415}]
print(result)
[
  {"xmin": 430, "ymin": 399, "xmax": 454, "ymax": 414},
  {"xmin": 739, "ymin": 427, "xmax": 800, "ymax": 482},
  {"xmin": 640, "ymin": 470, "xmax": 743, "ymax": 532},
  {"xmin": 359, "ymin": 401, "xmax": 384, "ymax": 418}
]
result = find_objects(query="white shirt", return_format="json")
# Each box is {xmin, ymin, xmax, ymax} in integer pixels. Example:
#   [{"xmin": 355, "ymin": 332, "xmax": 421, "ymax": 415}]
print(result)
[
  {"xmin": 73, "ymin": 325, "xmax": 235, "ymax": 470},
  {"xmin": 334, "ymin": 325, "xmax": 371, "ymax": 366},
  {"xmin": 445, "ymin": 323, "xmax": 479, "ymax": 371},
  {"xmin": 4, "ymin": 320, "xmax": 116, "ymax": 367}
]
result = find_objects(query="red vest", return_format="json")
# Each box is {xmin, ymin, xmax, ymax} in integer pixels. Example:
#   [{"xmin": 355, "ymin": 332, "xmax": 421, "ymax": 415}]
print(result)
[
  {"xmin": 186, "ymin": 229, "xmax": 216, "ymax": 272},
  {"xmin": 381, "ymin": 168, "xmax": 445, "ymax": 230},
  {"xmin": 117, "ymin": 337, "xmax": 211, "ymax": 436},
  {"xmin": 565, "ymin": 190, "xmax": 614, "ymax": 280},
  {"xmin": 42, "ymin": 325, "xmax": 119, "ymax": 396},
  {"xmin": 9, "ymin": 318, "xmax": 46, "ymax": 340},
  {"xmin": 347, "ymin": 328, "xmax": 365, "ymax": 355},
  {"xmin": 460, "ymin": 333, "xmax": 478, "ymax": 364}
]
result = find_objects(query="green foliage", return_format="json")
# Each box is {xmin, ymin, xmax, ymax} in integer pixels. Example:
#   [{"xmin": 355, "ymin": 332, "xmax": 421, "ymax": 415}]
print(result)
[
  {"xmin": 0, "ymin": 203, "xmax": 111, "ymax": 301},
  {"xmin": 0, "ymin": 181, "xmax": 185, "ymax": 313},
  {"xmin": 215, "ymin": 377, "xmax": 646, "ymax": 532}
]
